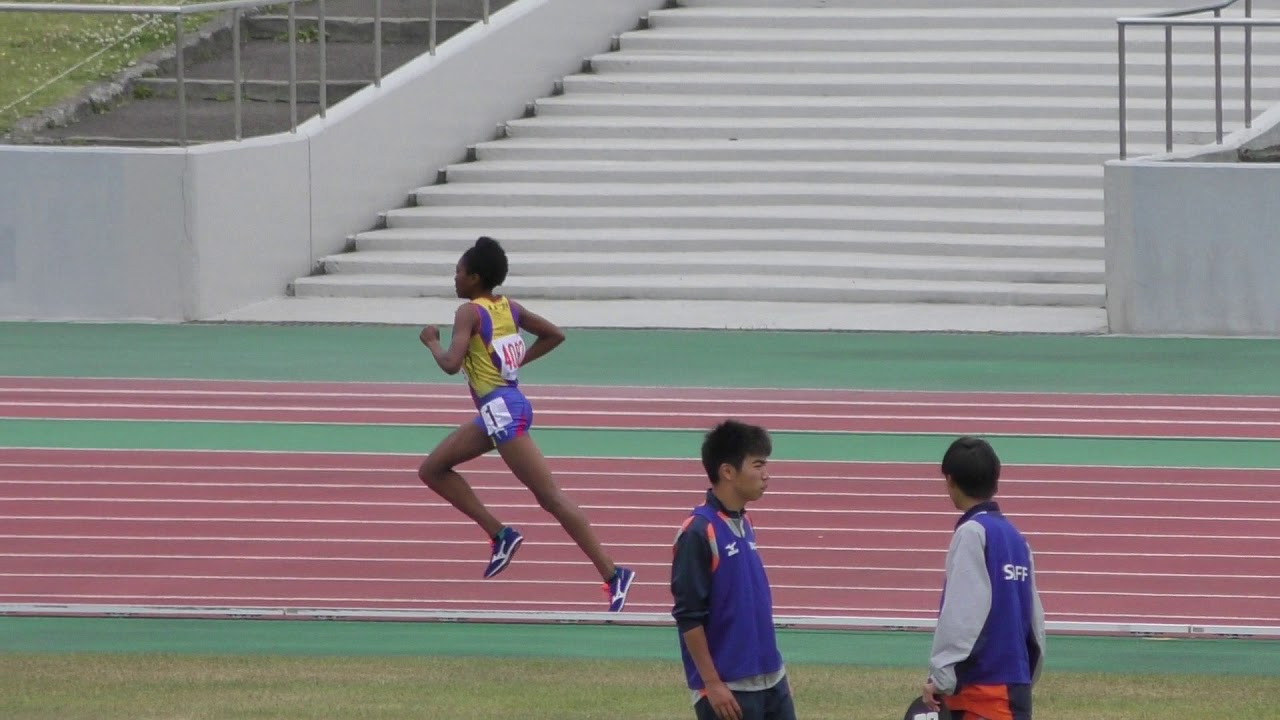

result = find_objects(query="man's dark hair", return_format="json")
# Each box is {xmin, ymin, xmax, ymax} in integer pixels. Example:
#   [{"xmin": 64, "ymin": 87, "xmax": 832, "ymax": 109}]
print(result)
[
  {"xmin": 701, "ymin": 420, "xmax": 772, "ymax": 484},
  {"xmin": 941, "ymin": 436, "xmax": 1001, "ymax": 500}
]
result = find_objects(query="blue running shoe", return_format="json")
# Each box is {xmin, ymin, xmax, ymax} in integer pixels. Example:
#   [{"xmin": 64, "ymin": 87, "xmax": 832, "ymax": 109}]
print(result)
[
  {"xmin": 603, "ymin": 566, "xmax": 636, "ymax": 612},
  {"xmin": 484, "ymin": 527, "xmax": 523, "ymax": 579}
]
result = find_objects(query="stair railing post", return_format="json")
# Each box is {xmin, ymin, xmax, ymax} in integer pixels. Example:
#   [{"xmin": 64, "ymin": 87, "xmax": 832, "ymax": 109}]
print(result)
[
  {"xmin": 1118, "ymin": 22, "xmax": 1127, "ymax": 159},
  {"xmin": 289, "ymin": 1, "xmax": 298, "ymax": 131},
  {"xmin": 483, "ymin": 0, "xmax": 490, "ymax": 23},
  {"xmin": 430, "ymin": 0, "xmax": 437, "ymax": 55},
  {"xmin": 1214, "ymin": 9, "xmax": 1223, "ymax": 144},
  {"xmin": 374, "ymin": 0, "xmax": 382, "ymax": 86},
  {"xmin": 1164, "ymin": 24, "xmax": 1173, "ymax": 152},
  {"xmin": 1246, "ymin": 0, "xmax": 1254, "ymax": 126},
  {"xmin": 318, "ymin": 0, "xmax": 327, "ymax": 117},
  {"xmin": 175, "ymin": 11, "xmax": 187, "ymax": 146},
  {"xmin": 233, "ymin": 7, "xmax": 242, "ymax": 140}
]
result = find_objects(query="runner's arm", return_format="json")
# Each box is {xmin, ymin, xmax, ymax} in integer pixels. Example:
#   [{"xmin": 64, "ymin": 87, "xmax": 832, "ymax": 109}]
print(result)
[
  {"xmin": 421, "ymin": 304, "xmax": 478, "ymax": 375},
  {"xmin": 511, "ymin": 301, "xmax": 564, "ymax": 367}
]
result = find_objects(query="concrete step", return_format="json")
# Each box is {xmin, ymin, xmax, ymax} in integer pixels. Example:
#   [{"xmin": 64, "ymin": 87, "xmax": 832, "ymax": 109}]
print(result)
[
  {"xmin": 134, "ymin": 78, "xmax": 367, "ymax": 104},
  {"xmin": 646, "ymin": 7, "xmax": 1207, "ymax": 30},
  {"xmin": 352, "ymin": 227, "xmax": 1105, "ymax": 259},
  {"xmin": 266, "ymin": 0, "xmax": 1279, "ymax": 327},
  {"xmin": 677, "ymin": 0, "xmax": 1179, "ymax": 9},
  {"xmin": 440, "ymin": 160, "xmax": 1103, "ymax": 190},
  {"xmin": 266, "ymin": 0, "xmax": 518, "ymax": 18},
  {"xmin": 214, "ymin": 296, "xmax": 1110, "ymax": 333},
  {"xmin": 240, "ymin": 0, "xmax": 518, "ymax": 41},
  {"xmin": 561, "ymin": 72, "xmax": 1280, "ymax": 100},
  {"xmin": 410, "ymin": 182, "xmax": 1103, "ymax": 212},
  {"xmin": 531, "ymin": 93, "xmax": 1264, "ymax": 122},
  {"xmin": 245, "ymin": 16, "xmax": 474, "ymax": 44},
  {"xmin": 25, "ymin": 12, "xmax": 443, "ymax": 145},
  {"xmin": 501, "ymin": 116, "xmax": 1222, "ymax": 145},
  {"xmin": 290, "ymin": 273, "xmax": 1106, "ymax": 306},
  {"xmin": 27, "ymin": 95, "xmax": 321, "ymax": 145},
  {"xmin": 152, "ymin": 38, "xmax": 425, "ymax": 83},
  {"xmin": 469, "ymin": 138, "xmax": 1119, "ymax": 165},
  {"xmin": 381, "ymin": 205, "xmax": 1102, "ymax": 236},
  {"xmin": 318, "ymin": 250, "xmax": 1104, "ymax": 283},
  {"xmin": 588, "ymin": 50, "xmax": 1280, "ymax": 77},
  {"xmin": 617, "ymin": 28, "xmax": 1280, "ymax": 54}
]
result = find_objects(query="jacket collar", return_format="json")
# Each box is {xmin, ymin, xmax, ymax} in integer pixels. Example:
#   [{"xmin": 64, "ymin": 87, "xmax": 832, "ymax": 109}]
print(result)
[
  {"xmin": 955, "ymin": 500, "xmax": 1001, "ymax": 528},
  {"xmin": 704, "ymin": 488, "xmax": 744, "ymax": 518}
]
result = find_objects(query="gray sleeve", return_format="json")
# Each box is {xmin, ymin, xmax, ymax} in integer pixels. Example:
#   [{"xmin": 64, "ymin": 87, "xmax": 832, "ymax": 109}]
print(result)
[
  {"xmin": 1029, "ymin": 545, "xmax": 1047, "ymax": 685},
  {"xmin": 928, "ymin": 521, "xmax": 991, "ymax": 695}
]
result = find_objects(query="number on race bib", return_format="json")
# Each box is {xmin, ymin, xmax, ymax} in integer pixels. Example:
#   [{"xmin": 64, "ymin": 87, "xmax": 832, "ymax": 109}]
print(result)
[
  {"xmin": 491, "ymin": 334, "xmax": 526, "ymax": 382},
  {"xmin": 912, "ymin": 713, "xmax": 940, "ymax": 720},
  {"xmin": 480, "ymin": 397, "xmax": 514, "ymax": 436}
]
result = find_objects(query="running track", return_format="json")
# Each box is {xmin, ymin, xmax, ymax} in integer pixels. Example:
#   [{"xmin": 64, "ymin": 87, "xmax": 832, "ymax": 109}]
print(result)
[
  {"xmin": 2, "ymin": 377, "xmax": 1279, "ymax": 636},
  {"xmin": 5, "ymin": 377, "xmax": 1280, "ymax": 439}
]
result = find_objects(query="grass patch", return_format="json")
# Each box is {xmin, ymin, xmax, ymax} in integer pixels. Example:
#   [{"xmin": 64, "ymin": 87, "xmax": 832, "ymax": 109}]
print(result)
[
  {"xmin": 1, "ymin": 654, "xmax": 1278, "ymax": 720},
  {"xmin": 0, "ymin": 1, "xmax": 206, "ymax": 135}
]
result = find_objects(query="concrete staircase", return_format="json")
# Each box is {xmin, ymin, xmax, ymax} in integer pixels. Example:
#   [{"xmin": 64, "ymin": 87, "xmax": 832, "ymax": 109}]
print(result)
[
  {"xmin": 24, "ymin": 0, "xmax": 516, "ymax": 145},
  {"xmin": 271, "ymin": 0, "xmax": 1280, "ymax": 331}
]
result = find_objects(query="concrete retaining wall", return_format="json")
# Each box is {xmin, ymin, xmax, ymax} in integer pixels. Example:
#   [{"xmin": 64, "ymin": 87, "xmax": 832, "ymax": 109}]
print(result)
[
  {"xmin": 1105, "ymin": 105, "xmax": 1280, "ymax": 336},
  {"xmin": 0, "ymin": 0, "xmax": 663, "ymax": 321}
]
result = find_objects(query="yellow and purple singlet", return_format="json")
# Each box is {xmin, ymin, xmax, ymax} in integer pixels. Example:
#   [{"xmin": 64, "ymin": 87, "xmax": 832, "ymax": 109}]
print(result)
[{"xmin": 462, "ymin": 296, "xmax": 533, "ymax": 445}]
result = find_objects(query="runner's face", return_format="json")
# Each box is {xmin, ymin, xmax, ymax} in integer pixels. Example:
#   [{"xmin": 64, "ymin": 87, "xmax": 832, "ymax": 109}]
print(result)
[{"xmin": 454, "ymin": 261, "xmax": 478, "ymax": 298}]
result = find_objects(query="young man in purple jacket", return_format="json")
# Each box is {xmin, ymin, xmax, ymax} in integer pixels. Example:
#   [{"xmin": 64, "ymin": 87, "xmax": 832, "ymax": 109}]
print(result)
[
  {"xmin": 923, "ymin": 437, "xmax": 1047, "ymax": 720},
  {"xmin": 671, "ymin": 420, "xmax": 795, "ymax": 720}
]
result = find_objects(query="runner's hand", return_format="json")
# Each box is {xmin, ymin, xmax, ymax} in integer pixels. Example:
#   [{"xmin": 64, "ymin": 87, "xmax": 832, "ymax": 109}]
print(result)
[{"xmin": 419, "ymin": 326, "xmax": 440, "ymax": 346}]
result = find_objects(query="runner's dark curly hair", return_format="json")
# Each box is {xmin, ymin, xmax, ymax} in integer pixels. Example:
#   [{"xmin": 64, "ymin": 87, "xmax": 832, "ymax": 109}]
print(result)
[{"xmin": 461, "ymin": 236, "xmax": 508, "ymax": 290}]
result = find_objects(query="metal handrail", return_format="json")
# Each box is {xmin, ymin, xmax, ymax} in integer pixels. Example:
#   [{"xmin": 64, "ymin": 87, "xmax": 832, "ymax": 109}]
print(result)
[
  {"xmin": 0, "ymin": 0, "xmax": 496, "ymax": 145},
  {"xmin": 1117, "ymin": 0, "xmax": 1279, "ymax": 158},
  {"xmin": 1147, "ymin": 0, "xmax": 1243, "ymax": 17}
]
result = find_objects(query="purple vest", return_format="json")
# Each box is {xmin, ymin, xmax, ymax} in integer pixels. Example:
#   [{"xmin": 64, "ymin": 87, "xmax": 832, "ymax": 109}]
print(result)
[{"xmin": 679, "ymin": 504, "xmax": 783, "ymax": 689}]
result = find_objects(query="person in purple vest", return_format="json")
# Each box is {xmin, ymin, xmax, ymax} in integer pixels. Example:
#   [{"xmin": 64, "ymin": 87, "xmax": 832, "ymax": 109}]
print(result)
[
  {"xmin": 671, "ymin": 420, "xmax": 795, "ymax": 720},
  {"xmin": 922, "ymin": 437, "xmax": 1047, "ymax": 720}
]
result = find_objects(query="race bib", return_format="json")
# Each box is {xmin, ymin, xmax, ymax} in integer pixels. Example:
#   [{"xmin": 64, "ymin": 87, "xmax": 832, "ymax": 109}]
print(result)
[
  {"xmin": 479, "ymin": 397, "xmax": 514, "ymax": 436},
  {"xmin": 491, "ymin": 333, "xmax": 526, "ymax": 382}
]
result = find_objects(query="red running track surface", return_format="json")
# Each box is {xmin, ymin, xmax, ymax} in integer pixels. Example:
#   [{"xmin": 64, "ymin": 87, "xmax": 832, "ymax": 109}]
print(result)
[
  {"xmin": 4, "ymin": 377, "xmax": 1280, "ymax": 439},
  {"xmin": 2, "ymin": 449, "xmax": 1278, "ymax": 633}
]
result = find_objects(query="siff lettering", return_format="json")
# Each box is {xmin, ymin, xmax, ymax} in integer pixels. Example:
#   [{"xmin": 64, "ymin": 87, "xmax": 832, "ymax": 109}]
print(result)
[{"xmin": 1003, "ymin": 564, "xmax": 1029, "ymax": 581}]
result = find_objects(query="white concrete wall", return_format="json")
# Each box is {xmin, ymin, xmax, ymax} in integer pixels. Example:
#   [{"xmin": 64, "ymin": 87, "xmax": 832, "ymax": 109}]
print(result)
[
  {"xmin": 1105, "ymin": 105, "xmax": 1280, "ymax": 336},
  {"xmin": 1105, "ymin": 163, "xmax": 1280, "ymax": 336},
  {"xmin": 0, "ymin": 147, "xmax": 192, "ymax": 321},
  {"xmin": 186, "ymin": 136, "xmax": 312, "ymax": 319},
  {"xmin": 0, "ymin": 0, "xmax": 663, "ymax": 321}
]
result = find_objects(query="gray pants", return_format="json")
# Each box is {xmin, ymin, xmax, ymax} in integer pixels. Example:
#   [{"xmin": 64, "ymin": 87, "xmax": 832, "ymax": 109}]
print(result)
[{"xmin": 694, "ymin": 678, "xmax": 796, "ymax": 720}]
